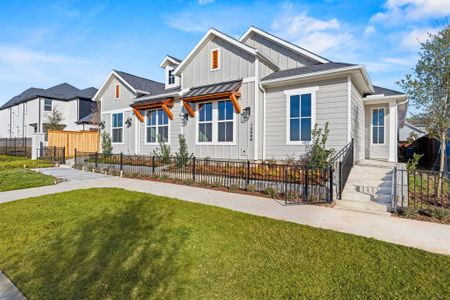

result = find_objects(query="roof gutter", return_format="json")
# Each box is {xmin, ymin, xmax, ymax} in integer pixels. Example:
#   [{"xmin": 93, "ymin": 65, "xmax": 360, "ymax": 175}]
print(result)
[
  {"xmin": 261, "ymin": 65, "xmax": 374, "ymax": 93},
  {"xmin": 133, "ymin": 91, "xmax": 180, "ymax": 102}
]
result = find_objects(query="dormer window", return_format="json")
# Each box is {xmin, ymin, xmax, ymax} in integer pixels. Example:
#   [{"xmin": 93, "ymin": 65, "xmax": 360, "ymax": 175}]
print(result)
[
  {"xmin": 115, "ymin": 84, "xmax": 120, "ymax": 99},
  {"xmin": 168, "ymin": 69, "xmax": 175, "ymax": 85},
  {"xmin": 211, "ymin": 49, "xmax": 220, "ymax": 71}
]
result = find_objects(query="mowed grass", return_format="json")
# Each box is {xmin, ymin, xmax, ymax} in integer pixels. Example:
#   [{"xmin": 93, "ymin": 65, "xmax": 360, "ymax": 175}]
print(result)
[
  {"xmin": 0, "ymin": 155, "xmax": 55, "ymax": 191},
  {"xmin": 0, "ymin": 188, "xmax": 449, "ymax": 299}
]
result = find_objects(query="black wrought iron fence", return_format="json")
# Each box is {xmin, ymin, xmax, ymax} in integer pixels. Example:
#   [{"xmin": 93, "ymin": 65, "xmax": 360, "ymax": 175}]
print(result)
[
  {"xmin": 392, "ymin": 168, "xmax": 449, "ymax": 211},
  {"xmin": 74, "ymin": 150, "xmax": 334, "ymax": 204},
  {"xmin": 0, "ymin": 137, "xmax": 32, "ymax": 157},
  {"xmin": 331, "ymin": 139, "xmax": 354, "ymax": 199},
  {"xmin": 37, "ymin": 146, "xmax": 66, "ymax": 164}
]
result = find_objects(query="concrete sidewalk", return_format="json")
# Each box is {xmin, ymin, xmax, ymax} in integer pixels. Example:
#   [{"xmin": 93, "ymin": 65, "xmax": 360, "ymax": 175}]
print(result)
[
  {"xmin": 0, "ymin": 271, "xmax": 25, "ymax": 300},
  {"xmin": 0, "ymin": 167, "xmax": 449, "ymax": 256}
]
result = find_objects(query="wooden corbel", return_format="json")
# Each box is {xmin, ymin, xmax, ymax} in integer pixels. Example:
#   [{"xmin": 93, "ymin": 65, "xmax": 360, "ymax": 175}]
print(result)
[
  {"xmin": 183, "ymin": 101, "xmax": 195, "ymax": 117},
  {"xmin": 161, "ymin": 104, "xmax": 174, "ymax": 120},
  {"xmin": 229, "ymin": 92, "xmax": 241, "ymax": 113},
  {"xmin": 133, "ymin": 108, "xmax": 144, "ymax": 122}
]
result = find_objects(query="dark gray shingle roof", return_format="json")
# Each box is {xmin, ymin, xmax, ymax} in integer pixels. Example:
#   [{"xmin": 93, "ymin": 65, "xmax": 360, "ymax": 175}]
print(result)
[
  {"xmin": 132, "ymin": 87, "xmax": 181, "ymax": 107},
  {"xmin": 182, "ymin": 79, "xmax": 242, "ymax": 98},
  {"xmin": 166, "ymin": 55, "xmax": 181, "ymax": 63},
  {"xmin": 1, "ymin": 83, "xmax": 97, "ymax": 110},
  {"xmin": 261, "ymin": 62, "xmax": 356, "ymax": 82},
  {"xmin": 373, "ymin": 85, "xmax": 405, "ymax": 96},
  {"xmin": 114, "ymin": 70, "xmax": 165, "ymax": 95}
]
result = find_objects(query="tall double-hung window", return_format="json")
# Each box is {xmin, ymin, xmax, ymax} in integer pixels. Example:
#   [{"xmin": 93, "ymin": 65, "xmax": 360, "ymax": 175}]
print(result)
[
  {"xmin": 372, "ymin": 108, "xmax": 385, "ymax": 144},
  {"xmin": 197, "ymin": 100, "xmax": 235, "ymax": 144},
  {"xmin": 198, "ymin": 102, "xmax": 213, "ymax": 142},
  {"xmin": 112, "ymin": 113, "xmax": 123, "ymax": 143},
  {"xmin": 146, "ymin": 109, "xmax": 169, "ymax": 143},
  {"xmin": 285, "ymin": 87, "xmax": 317, "ymax": 144}
]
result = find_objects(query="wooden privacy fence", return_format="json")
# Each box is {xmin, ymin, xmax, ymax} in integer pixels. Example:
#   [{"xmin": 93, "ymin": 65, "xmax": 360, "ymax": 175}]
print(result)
[{"xmin": 48, "ymin": 130, "xmax": 99, "ymax": 157}]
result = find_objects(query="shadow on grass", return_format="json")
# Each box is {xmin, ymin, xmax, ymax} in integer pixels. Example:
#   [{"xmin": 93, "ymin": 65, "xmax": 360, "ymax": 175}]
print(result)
[{"xmin": 17, "ymin": 199, "xmax": 190, "ymax": 299}]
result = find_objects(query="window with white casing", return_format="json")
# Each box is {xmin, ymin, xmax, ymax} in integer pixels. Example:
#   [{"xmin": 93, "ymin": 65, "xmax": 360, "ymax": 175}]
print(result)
[
  {"xmin": 285, "ymin": 87, "xmax": 317, "ymax": 145},
  {"xmin": 44, "ymin": 99, "xmax": 52, "ymax": 111},
  {"xmin": 218, "ymin": 100, "xmax": 233, "ymax": 142},
  {"xmin": 198, "ymin": 102, "xmax": 213, "ymax": 142},
  {"xmin": 112, "ymin": 112, "xmax": 123, "ymax": 143},
  {"xmin": 372, "ymin": 108, "xmax": 385, "ymax": 144},
  {"xmin": 146, "ymin": 109, "xmax": 169, "ymax": 144},
  {"xmin": 168, "ymin": 69, "xmax": 175, "ymax": 85}
]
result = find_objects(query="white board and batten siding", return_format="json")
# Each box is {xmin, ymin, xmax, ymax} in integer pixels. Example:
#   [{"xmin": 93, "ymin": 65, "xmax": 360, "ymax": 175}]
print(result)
[
  {"xmin": 100, "ymin": 76, "xmax": 136, "ymax": 154},
  {"xmin": 182, "ymin": 37, "xmax": 255, "ymax": 88},
  {"xmin": 180, "ymin": 37, "xmax": 257, "ymax": 160},
  {"xmin": 350, "ymin": 82, "xmax": 365, "ymax": 162},
  {"xmin": 264, "ymin": 77, "xmax": 349, "ymax": 160},
  {"xmin": 243, "ymin": 33, "xmax": 317, "ymax": 71}
]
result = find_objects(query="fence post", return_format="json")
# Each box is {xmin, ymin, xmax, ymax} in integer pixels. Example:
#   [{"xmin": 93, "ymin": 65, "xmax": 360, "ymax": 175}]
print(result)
[
  {"xmin": 95, "ymin": 151, "xmax": 98, "ymax": 168},
  {"xmin": 152, "ymin": 156, "xmax": 156, "ymax": 174},
  {"xmin": 304, "ymin": 167, "xmax": 309, "ymax": 199},
  {"xmin": 120, "ymin": 153, "xmax": 123, "ymax": 171},
  {"xmin": 246, "ymin": 160, "xmax": 250, "ymax": 187},
  {"xmin": 329, "ymin": 167, "xmax": 334, "ymax": 203},
  {"xmin": 14, "ymin": 138, "xmax": 17, "ymax": 155},
  {"xmin": 192, "ymin": 157, "xmax": 196, "ymax": 182},
  {"xmin": 74, "ymin": 148, "xmax": 77, "ymax": 164},
  {"xmin": 53, "ymin": 146, "xmax": 56, "ymax": 161},
  {"xmin": 392, "ymin": 166, "xmax": 397, "ymax": 211},
  {"xmin": 62, "ymin": 147, "xmax": 66, "ymax": 164}
]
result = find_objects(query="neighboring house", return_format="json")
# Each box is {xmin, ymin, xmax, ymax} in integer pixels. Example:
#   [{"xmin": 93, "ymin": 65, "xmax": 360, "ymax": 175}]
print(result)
[
  {"xmin": 97, "ymin": 26, "xmax": 408, "ymax": 162},
  {"xmin": 0, "ymin": 83, "xmax": 97, "ymax": 139},
  {"xmin": 399, "ymin": 122, "xmax": 427, "ymax": 145}
]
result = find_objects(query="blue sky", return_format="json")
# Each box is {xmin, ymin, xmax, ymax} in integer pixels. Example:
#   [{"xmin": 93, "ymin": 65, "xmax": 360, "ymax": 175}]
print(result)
[{"xmin": 0, "ymin": 0, "xmax": 448, "ymax": 106}]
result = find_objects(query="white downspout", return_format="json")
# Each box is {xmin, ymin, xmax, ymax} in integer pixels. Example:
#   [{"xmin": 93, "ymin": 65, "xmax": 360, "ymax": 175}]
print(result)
[
  {"xmin": 258, "ymin": 83, "xmax": 266, "ymax": 161},
  {"xmin": 254, "ymin": 57, "xmax": 259, "ymax": 161}
]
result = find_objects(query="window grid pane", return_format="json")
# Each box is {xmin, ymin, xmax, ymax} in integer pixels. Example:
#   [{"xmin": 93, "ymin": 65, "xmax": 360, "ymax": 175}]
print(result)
[
  {"xmin": 289, "ymin": 93, "xmax": 312, "ymax": 142},
  {"xmin": 372, "ymin": 108, "xmax": 384, "ymax": 144}
]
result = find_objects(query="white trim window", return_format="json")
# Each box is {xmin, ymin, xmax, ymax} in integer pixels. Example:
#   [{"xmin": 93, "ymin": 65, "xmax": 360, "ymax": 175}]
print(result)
[
  {"xmin": 196, "ymin": 100, "xmax": 236, "ymax": 145},
  {"xmin": 218, "ymin": 100, "xmax": 233, "ymax": 142},
  {"xmin": 112, "ymin": 112, "xmax": 123, "ymax": 144},
  {"xmin": 198, "ymin": 102, "xmax": 213, "ymax": 142},
  {"xmin": 285, "ymin": 87, "xmax": 318, "ymax": 145},
  {"xmin": 146, "ymin": 109, "xmax": 169, "ymax": 144},
  {"xmin": 168, "ymin": 69, "xmax": 175, "ymax": 85},
  {"xmin": 372, "ymin": 108, "xmax": 385, "ymax": 144},
  {"xmin": 44, "ymin": 99, "xmax": 52, "ymax": 112}
]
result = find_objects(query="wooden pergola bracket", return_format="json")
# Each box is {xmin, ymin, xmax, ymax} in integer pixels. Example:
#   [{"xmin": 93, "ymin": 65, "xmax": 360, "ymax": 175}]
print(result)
[
  {"xmin": 229, "ymin": 92, "xmax": 241, "ymax": 113},
  {"xmin": 133, "ymin": 108, "xmax": 144, "ymax": 123},
  {"xmin": 183, "ymin": 101, "xmax": 195, "ymax": 117},
  {"xmin": 161, "ymin": 104, "xmax": 174, "ymax": 120}
]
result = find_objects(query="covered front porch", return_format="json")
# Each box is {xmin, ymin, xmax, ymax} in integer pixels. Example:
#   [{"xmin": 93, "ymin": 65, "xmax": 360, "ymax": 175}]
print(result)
[{"xmin": 363, "ymin": 86, "xmax": 408, "ymax": 163}]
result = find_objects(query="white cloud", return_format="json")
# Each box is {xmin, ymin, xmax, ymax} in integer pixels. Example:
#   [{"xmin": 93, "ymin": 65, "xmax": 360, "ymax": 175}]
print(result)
[
  {"xmin": 271, "ymin": 11, "xmax": 355, "ymax": 58},
  {"xmin": 198, "ymin": 0, "xmax": 214, "ymax": 5},
  {"xmin": 371, "ymin": 0, "xmax": 450, "ymax": 24},
  {"xmin": 399, "ymin": 27, "xmax": 439, "ymax": 48},
  {"xmin": 364, "ymin": 25, "xmax": 376, "ymax": 36}
]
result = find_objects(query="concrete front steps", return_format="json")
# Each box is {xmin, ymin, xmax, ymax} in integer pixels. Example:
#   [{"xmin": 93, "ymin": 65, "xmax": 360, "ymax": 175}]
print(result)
[{"xmin": 335, "ymin": 160, "xmax": 395, "ymax": 216}]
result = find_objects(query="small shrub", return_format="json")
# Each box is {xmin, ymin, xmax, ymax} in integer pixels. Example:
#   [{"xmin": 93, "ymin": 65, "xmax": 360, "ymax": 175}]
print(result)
[
  {"xmin": 406, "ymin": 153, "xmax": 423, "ymax": 172},
  {"xmin": 175, "ymin": 134, "xmax": 193, "ymax": 167},
  {"xmin": 153, "ymin": 138, "xmax": 171, "ymax": 164},
  {"xmin": 160, "ymin": 175, "xmax": 169, "ymax": 180},
  {"xmin": 200, "ymin": 180, "xmax": 209, "ymax": 186},
  {"xmin": 247, "ymin": 184, "xmax": 256, "ymax": 192},
  {"xmin": 151, "ymin": 173, "xmax": 160, "ymax": 179},
  {"xmin": 101, "ymin": 132, "xmax": 113, "ymax": 155},
  {"xmin": 183, "ymin": 179, "xmax": 194, "ymax": 185},
  {"xmin": 211, "ymin": 181, "xmax": 221, "ymax": 188},
  {"xmin": 397, "ymin": 207, "xmax": 419, "ymax": 218},
  {"xmin": 430, "ymin": 208, "xmax": 450, "ymax": 221},
  {"xmin": 229, "ymin": 184, "xmax": 240, "ymax": 191},
  {"xmin": 264, "ymin": 187, "xmax": 277, "ymax": 198}
]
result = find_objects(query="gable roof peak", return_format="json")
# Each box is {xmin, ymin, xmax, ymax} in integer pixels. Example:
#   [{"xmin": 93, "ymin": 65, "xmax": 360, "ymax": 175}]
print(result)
[{"xmin": 239, "ymin": 26, "xmax": 330, "ymax": 64}]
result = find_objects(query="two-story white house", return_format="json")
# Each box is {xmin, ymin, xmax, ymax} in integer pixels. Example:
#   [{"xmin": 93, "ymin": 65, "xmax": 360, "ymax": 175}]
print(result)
[
  {"xmin": 0, "ymin": 83, "xmax": 97, "ymax": 139},
  {"xmin": 96, "ymin": 26, "xmax": 408, "ymax": 162}
]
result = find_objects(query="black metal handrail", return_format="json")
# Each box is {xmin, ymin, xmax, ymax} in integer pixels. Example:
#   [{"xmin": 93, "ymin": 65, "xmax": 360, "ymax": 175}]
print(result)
[{"xmin": 331, "ymin": 139, "xmax": 354, "ymax": 199}]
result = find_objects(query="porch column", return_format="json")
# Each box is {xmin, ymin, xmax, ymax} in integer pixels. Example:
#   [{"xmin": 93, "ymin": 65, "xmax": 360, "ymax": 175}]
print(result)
[{"xmin": 389, "ymin": 102, "xmax": 398, "ymax": 162}]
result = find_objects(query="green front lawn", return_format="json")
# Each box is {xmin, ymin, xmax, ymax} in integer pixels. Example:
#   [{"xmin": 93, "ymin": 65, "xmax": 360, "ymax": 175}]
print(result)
[
  {"xmin": 0, "ymin": 155, "xmax": 53, "ymax": 170},
  {"xmin": 0, "ymin": 188, "xmax": 449, "ymax": 299},
  {"xmin": 0, "ymin": 169, "xmax": 55, "ymax": 192},
  {"xmin": 0, "ymin": 155, "xmax": 55, "ymax": 191}
]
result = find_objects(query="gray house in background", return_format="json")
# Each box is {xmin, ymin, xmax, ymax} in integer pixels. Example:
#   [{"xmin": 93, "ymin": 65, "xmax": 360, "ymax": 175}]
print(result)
[
  {"xmin": 95, "ymin": 26, "xmax": 408, "ymax": 162},
  {"xmin": 0, "ymin": 83, "xmax": 97, "ymax": 139}
]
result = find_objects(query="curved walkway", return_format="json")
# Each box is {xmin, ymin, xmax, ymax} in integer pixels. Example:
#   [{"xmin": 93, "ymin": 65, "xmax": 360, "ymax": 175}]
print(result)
[{"xmin": 0, "ymin": 167, "xmax": 449, "ymax": 256}]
